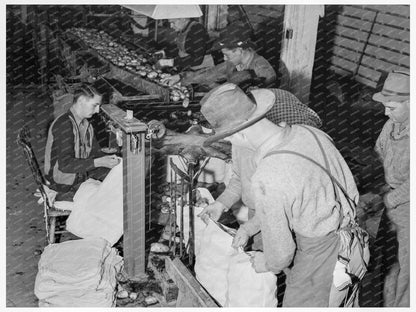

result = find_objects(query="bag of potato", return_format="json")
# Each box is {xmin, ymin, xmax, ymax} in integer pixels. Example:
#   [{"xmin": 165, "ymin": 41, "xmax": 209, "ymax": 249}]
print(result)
[
  {"xmin": 66, "ymin": 160, "xmax": 123, "ymax": 246},
  {"xmin": 194, "ymin": 219, "xmax": 235, "ymax": 306},
  {"xmin": 225, "ymin": 251, "xmax": 277, "ymax": 307}
]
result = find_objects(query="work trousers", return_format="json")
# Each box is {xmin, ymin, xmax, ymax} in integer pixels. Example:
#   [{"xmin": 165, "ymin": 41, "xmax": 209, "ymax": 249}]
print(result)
[
  {"xmin": 383, "ymin": 203, "xmax": 410, "ymax": 307},
  {"xmin": 283, "ymin": 232, "xmax": 341, "ymax": 307}
]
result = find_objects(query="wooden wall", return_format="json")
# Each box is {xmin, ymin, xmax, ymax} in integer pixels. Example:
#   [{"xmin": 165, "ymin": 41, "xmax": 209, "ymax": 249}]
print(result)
[{"xmin": 323, "ymin": 5, "xmax": 410, "ymax": 89}]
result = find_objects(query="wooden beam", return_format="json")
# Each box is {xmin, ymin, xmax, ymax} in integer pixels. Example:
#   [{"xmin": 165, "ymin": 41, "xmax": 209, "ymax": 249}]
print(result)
[
  {"xmin": 101, "ymin": 104, "xmax": 148, "ymax": 280},
  {"xmin": 205, "ymin": 5, "xmax": 228, "ymax": 32},
  {"xmin": 165, "ymin": 257, "xmax": 218, "ymax": 307},
  {"xmin": 279, "ymin": 5, "xmax": 324, "ymax": 104},
  {"xmin": 122, "ymin": 131, "xmax": 147, "ymax": 279}
]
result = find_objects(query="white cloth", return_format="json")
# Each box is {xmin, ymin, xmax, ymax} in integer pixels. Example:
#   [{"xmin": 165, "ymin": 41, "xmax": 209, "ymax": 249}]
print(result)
[
  {"xmin": 194, "ymin": 219, "xmax": 234, "ymax": 306},
  {"xmin": 66, "ymin": 160, "xmax": 123, "ymax": 246},
  {"xmin": 175, "ymin": 188, "xmax": 215, "ymax": 255},
  {"xmin": 34, "ymin": 237, "xmax": 122, "ymax": 307},
  {"xmin": 226, "ymin": 251, "xmax": 277, "ymax": 307},
  {"xmin": 194, "ymin": 218, "xmax": 277, "ymax": 307}
]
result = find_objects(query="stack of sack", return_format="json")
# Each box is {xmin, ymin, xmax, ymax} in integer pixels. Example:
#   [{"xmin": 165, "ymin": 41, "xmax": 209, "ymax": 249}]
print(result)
[{"xmin": 34, "ymin": 237, "xmax": 123, "ymax": 307}]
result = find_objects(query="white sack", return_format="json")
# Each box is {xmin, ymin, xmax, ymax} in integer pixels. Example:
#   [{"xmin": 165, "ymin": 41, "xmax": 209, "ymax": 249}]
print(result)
[
  {"xmin": 34, "ymin": 237, "xmax": 122, "ymax": 307},
  {"xmin": 194, "ymin": 219, "xmax": 235, "ymax": 306},
  {"xmin": 194, "ymin": 218, "xmax": 278, "ymax": 307},
  {"xmin": 66, "ymin": 161, "xmax": 123, "ymax": 246},
  {"xmin": 175, "ymin": 187, "xmax": 215, "ymax": 255},
  {"xmin": 225, "ymin": 251, "xmax": 277, "ymax": 307}
]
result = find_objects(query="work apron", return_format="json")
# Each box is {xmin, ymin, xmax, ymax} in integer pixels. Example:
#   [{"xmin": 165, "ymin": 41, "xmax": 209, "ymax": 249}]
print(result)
[{"xmin": 283, "ymin": 231, "xmax": 340, "ymax": 307}]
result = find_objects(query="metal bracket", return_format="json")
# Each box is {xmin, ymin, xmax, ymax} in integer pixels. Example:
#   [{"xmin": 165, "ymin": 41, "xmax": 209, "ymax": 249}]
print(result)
[{"xmin": 286, "ymin": 28, "xmax": 293, "ymax": 39}]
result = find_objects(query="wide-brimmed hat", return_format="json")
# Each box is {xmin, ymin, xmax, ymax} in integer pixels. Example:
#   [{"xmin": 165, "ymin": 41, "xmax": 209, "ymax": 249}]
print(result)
[
  {"xmin": 201, "ymin": 83, "xmax": 275, "ymax": 146},
  {"xmin": 373, "ymin": 71, "xmax": 410, "ymax": 103},
  {"xmin": 211, "ymin": 24, "xmax": 254, "ymax": 51}
]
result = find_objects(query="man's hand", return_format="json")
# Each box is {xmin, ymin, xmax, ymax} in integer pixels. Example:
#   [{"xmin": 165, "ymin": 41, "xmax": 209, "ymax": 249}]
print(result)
[
  {"xmin": 249, "ymin": 251, "xmax": 269, "ymax": 273},
  {"xmin": 232, "ymin": 227, "xmax": 250, "ymax": 249},
  {"xmin": 94, "ymin": 155, "xmax": 120, "ymax": 169},
  {"xmin": 357, "ymin": 192, "xmax": 384, "ymax": 214},
  {"xmin": 160, "ymin": 74, "xmax": 181, "ymax": 86},
  {"xmin": 197, "ymin": 200, "xmax": 226, "ymax": 223}
]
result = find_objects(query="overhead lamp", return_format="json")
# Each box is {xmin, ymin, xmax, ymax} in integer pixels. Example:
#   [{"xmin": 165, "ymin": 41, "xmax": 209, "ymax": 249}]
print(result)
[{"xmin": 123, "ymin": 5, "xmax": 203, "ymax": 20}]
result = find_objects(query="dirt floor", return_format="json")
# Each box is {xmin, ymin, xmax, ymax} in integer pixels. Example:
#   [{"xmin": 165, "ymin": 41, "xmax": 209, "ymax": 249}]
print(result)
[{"xmin": 5, "ymin": 84, "xmax": 389, "ymax": 307}]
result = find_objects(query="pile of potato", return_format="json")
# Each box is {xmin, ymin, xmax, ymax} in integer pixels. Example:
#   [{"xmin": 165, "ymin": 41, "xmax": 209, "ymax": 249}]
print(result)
[{"xmin": 68, "ymin": 27, "xmax": 191, "ymax": 104}]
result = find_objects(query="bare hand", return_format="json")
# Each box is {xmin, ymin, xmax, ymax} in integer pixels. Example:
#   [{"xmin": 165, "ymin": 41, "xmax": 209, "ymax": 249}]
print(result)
[
  {"xmin": 197, "ymin": 201, "xmax": 226, "ymax": 224},
  {"xmin": 94, "ymin": 155, "xmax": 120, "ymax": 169},
  {"xmin": 232, "ymin": 227, "xmax": 250, "ymax": 249},
  {"xmin": 160, "ymin": 74, "xmax": 181, "ymax": 87},
  {"xmin": 358, "ymin": 192, "xmax": 384, "ymax": 214},
  {"xmin": 249, "ymin": 251, "xmax": 269, "ymax": 273}
]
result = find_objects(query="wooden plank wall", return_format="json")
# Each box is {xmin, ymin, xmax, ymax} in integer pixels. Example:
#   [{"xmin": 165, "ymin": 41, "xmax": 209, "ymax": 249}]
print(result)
[
  {"xmin": 329, "ymin": 5, "xmax": 410, "ymax": 88},
  {"xmin": 242, "ymin": 5, "xmax": 284, "ymax": 31}
]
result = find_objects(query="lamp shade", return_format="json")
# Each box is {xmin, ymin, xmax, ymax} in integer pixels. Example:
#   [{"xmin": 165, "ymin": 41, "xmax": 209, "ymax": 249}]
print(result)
[{"xmin": 123, "ymin": 5, "xmax": 203, "ymax": 20}]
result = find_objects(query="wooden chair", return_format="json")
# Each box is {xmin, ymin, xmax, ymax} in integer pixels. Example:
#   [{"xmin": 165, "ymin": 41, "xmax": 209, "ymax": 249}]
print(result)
[{"xmin": 17, "ymin": 126, "xmax": 72, "ymax": 244}]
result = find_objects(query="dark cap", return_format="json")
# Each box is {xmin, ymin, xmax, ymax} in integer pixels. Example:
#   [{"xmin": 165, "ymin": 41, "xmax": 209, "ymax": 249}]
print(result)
[{"xmin": 212, "ymin": 24, "xmax": 254, "ymax": 51}]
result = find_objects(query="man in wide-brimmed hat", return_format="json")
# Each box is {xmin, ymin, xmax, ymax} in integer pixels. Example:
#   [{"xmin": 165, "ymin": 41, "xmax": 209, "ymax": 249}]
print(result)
[
  {"xmin": 371, "ymin": 71, "xmax": 410, "ymax": 307},
  {"xmin": 160, "ymin": 24, "xmax": 276, "ymax": 90},
  {"xmin": 199, "ymin": 87, "xmax": 322, "ymax": 250},
  {"xmin": 198, "ymin": 83, "xmax": 363, "ymax": 307}
]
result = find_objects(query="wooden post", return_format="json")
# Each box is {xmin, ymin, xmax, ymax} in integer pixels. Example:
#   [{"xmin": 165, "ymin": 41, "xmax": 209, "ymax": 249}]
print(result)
[
  {"xmin": 101, "ymin": 104, "xmax": 148, "ymax": 280},
  {"xmin": 279, "ymin": 5, "xmax": 324, "ymax": 104},
  {"xmin": 205, "ymin": 5, "xmax": 227, "ymax": 32},
  {"xmin": 21, "ymin": 5, "xmax": 28, "ymax": 25}
]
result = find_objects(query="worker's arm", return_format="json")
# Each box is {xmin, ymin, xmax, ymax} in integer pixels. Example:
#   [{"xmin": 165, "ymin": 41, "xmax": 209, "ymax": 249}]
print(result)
[
  {"xmin": 384, "ymin": 177, "xmax": 410, "ymax": 209},
  {"xmin": 181, "ymin": 62, "xmax": 228, "ymax": 86},
  {"xmin": 374, "ymin": 120, "xmax": 391, "ymax": 161},
  {"xmin": 249, "ymin": 158, "xmax": 296, "ymax": 274},
  {"xmin": 252, "ymin": 57, "xmax": 277, "ymax": 88}
]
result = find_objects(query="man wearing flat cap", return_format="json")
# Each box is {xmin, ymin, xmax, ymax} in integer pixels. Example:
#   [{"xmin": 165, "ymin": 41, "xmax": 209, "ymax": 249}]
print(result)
[
  {"xmin": 161, "ymin": 24, "xmax": 276, "ymax": 90},
  {"xmin": 371, "ymin": 71, "xmax": 410, "ymax": 307},
  {"xmin": 198, "ymin": 83, "xmax": 366, "ymax": 307}
]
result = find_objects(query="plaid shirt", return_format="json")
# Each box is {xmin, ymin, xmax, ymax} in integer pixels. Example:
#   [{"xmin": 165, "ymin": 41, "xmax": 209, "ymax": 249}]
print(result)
[
  {"xmin": 266, "ymin": 89, "xmax": 322, "ymax": 128},
  {"xmin": 199, "ymin": 88, "xmax": 322, "ymax": 129}
]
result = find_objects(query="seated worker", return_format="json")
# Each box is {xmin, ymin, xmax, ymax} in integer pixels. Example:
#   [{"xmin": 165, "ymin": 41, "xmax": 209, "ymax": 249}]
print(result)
[
  {"xmin": 44, "ymin": 83, "xmax": 119, "ymax": 200},
  {"xmin": 160, "ymin": 24, "xmax": 276, "ymax": 90},
  {"xmin": 155, "ymin": 17, "xmax": 210, "ymax": 71},
  {"xmin": 208, "ymin": 5, "xmax": 254, "ymax": 65}
]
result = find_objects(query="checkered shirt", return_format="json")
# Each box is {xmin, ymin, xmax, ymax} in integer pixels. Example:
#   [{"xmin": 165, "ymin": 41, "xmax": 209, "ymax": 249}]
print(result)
[{"xmin": 266, "ymin": 89, "xmax": 322, "ymax": 128}]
